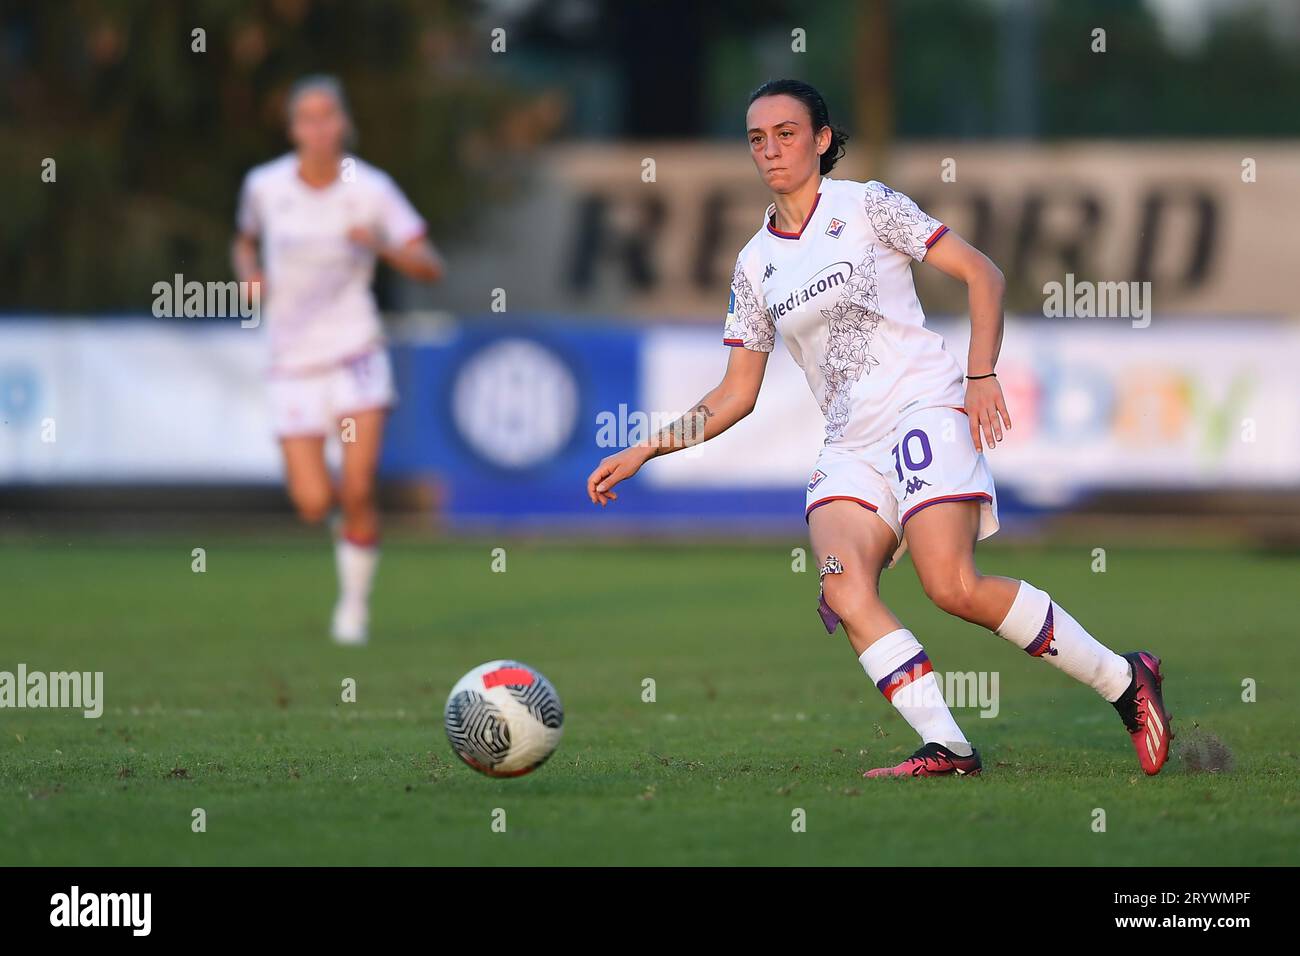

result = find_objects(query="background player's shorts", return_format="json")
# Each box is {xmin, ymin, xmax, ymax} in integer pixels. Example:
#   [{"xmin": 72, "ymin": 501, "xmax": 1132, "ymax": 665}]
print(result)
[
  {"xmin": 267, "ymin": 346, "xmax": 396, "ymax": 438},
  {"xmin": 804, "ymin": 404, "xmax": 999, "ymax": 568}
]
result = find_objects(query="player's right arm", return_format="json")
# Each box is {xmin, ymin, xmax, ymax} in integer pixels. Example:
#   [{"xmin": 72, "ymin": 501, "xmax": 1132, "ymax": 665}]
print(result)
[
  {"xmin": 586, "ymin": 345, "xmax": 768, "ymax": 506},
  {"xmin": 231, "ymin": 232, "xmax": 263, "ymax": 287},
  {"xmin": 231, "ymin": 171, "xmax": 264, "ymax": 289}
]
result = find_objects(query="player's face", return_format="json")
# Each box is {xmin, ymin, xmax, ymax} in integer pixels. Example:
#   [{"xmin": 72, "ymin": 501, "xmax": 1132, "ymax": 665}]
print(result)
[
  {"xmin": 746, "ymin": 95, "xmax": 827, "ymax": 193},
  {"xmin": 290, "ymin": 90, "xmax": 348, "ymax": 159}
]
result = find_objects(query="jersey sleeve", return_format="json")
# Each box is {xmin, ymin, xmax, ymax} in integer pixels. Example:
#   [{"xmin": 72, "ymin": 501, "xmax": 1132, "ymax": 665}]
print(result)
[
  {"xmin": 863, "ymin": 181, "xmax": 948, "ymax": 261},
  {"xmin": 235, "ymin": 172, "xmax": 261, "ymax": 237},
  {"xmin": 722, "ymin": 255, "xmax": 775, "ymax": 352},
  {"xmin": 376, "ymin": 174, "xmax": 428, "ymax": 247}
]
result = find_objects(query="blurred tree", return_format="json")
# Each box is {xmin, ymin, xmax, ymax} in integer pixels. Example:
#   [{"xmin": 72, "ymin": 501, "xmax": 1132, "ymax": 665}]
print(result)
[
  {"xmin": 0, "ymin": 0, "xmax": 544, "ymax": 312},
  {"xmin": 4, "ymin": 0, "xmax": 1298, "ymax": 311}
]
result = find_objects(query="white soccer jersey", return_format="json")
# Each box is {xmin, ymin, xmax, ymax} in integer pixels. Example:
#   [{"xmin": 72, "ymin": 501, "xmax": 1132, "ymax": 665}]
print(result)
[
  {"xmin": 236, "ymin": 153, "xmax": 427, "ymax": 374},
  {"xmin": 724, "ymin": 177, "xmax": 963, "ymax": 448}
]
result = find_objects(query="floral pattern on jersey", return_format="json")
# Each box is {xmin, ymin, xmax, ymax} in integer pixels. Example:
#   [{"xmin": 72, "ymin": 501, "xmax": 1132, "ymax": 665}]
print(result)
[
  {"xmin": 724, "ymin": 257, "xmax": 775, "ymax": 352},
  {"xmin": 863, "ymin": 181, "xmax": 942, "ymax": 262},
  {"xmin": 818, "ymin": 245, "xmax": 883, "ymax": 442}
]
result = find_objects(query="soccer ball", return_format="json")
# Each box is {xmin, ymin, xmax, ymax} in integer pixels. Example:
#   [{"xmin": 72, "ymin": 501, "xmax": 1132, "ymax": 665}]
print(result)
[{"xmin": 444, "ymin": 660, "xmax": 564, "ymax": 777}]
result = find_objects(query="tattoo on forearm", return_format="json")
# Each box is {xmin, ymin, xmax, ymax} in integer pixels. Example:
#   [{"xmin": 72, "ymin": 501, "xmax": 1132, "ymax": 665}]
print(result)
[{"xmin": 654, "ymin": 403, "xmax": 714, "ymax": 452}]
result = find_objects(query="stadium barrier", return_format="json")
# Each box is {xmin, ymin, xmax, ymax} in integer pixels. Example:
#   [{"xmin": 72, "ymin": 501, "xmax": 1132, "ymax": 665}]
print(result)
[{"xmin": 2, "ymin": 317, "xmax": 1298, "ymax": 530}]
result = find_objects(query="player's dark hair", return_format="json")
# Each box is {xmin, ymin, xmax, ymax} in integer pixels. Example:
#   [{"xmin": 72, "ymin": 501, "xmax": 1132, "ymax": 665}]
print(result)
[{"xmin": 748, "ymin": 79, "xmax": 848, "ymax": 175}]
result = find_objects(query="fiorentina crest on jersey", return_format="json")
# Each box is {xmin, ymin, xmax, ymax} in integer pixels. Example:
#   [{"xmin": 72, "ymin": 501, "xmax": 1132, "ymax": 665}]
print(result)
[
  {"xmin": 825, "ymin": 218, "xmax": 846, "ymax": 238},
  {"xmin": 808, "ymin": 469, "xmax": 828, "ymax": 491}
]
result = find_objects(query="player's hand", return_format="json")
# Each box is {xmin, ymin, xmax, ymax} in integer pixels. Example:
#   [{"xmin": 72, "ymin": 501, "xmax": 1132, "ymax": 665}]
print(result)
[
  {"xmin": 965, "ymin": 376, "xmax": 1012, "ymax": 452},
  {"xmin": 587, "ymin": 446, "xmax": 653, "ymax": 507}
]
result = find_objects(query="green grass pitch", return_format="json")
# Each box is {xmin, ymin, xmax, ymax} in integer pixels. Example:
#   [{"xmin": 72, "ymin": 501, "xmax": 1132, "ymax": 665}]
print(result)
[{"xmin": 2, "ymin": 535, "xmax": 1296, "ymax": 865}]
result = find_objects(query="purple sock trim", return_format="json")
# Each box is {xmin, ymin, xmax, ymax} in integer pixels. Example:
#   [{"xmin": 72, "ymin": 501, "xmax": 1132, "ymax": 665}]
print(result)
[
  {"xmin": 876, "ymin": 649, "xmax": 931, "ymax": 696},
  {"xmin": 1025, "ymin": 604, "xmax": 1058, "ymax": 657}
]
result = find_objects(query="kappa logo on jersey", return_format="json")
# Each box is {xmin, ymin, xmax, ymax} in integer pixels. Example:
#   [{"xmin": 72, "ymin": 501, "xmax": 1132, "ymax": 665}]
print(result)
[
  {"xmin": 765, "ymin": 261, "xmax": 853, "ymax": 323},
  {"xmin": 808, "ymin": 469, "xmax": 828, "ymax": 491},
  {"xmin": 903, "ymin": 476, "xmax": 932, "ymax": 498},
  {"xmin": 826, "ymin": 218, "xmax": 846, "ymax": 238},
  {"xmin": 763, "ymin": 263, "xmax": 777, "ymax": 279}
]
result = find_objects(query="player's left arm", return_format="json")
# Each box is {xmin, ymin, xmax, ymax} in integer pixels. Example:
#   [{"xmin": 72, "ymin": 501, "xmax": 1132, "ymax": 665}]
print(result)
[
  {"xmin": 348, "ymin": 173, "xmax": 445, "ymax": 283},
  {"xmin": 923, "ymin": 231, "xmax": 1011, "ymax": 452},
  {"xmin": 378, "ymin": 234, "xmax": 445, "ymax": 283},
  {"xmin": 348, "ymin": 228, "xmax": 445, "ymax": 283}
]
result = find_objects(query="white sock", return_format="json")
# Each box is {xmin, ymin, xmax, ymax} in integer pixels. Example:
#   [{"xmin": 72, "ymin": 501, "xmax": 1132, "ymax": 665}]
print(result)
[
  {"xmin": 859, "ymin": 629, "xmax": 971, "ymax": 754},
  {"xmin": 996, "ymin": 581, "xmax": 1132, "ymax": 701},
  {"xmin": 335, "ymin": 535, "xmax": 380, "ymax": 609}
]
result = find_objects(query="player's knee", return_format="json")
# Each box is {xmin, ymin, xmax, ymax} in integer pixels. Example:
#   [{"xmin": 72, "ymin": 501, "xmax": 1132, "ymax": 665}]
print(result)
[
  {"xmin": 291, "ymin": 487, "xmax": 334, "ymax": 524},
  {"xmin": 922, "ymin": 575, "xmax": 980, "ymax": 622},
  {"xmin": 822, "ymin": 573, "xmax": 881, "ymax": 626}
]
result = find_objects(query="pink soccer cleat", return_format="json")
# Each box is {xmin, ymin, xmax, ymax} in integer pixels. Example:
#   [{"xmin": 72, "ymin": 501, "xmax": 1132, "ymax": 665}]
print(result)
[
  {"xmin": 1113, "ymin": 651, "xmax": 1174, "ymax": 775},
  {"xmin": 865, "ymin": 742, "xmax": 983, "ymax": 778}
]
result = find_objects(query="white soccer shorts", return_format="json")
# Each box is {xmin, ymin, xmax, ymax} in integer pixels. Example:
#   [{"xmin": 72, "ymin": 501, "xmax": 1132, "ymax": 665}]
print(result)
[
  {"xmin": 267, "ymin": 347, "xmax": 397, "ymax": 438},
  {"xmin": 804, "ymin": 404, "xmax": 999, "ymax": 567}
]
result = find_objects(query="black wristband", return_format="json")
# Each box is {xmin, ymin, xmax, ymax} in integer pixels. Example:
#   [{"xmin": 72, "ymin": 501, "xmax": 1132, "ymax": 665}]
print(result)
[{"xmin": 966, "ymin": 372, "xmax": 997, "ymax": 380}]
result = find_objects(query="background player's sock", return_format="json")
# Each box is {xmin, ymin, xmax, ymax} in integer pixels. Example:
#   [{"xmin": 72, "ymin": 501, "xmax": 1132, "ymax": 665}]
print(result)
[
  {"xmin": 334, "ymin": 532, "xmax": 379, "ymax": 613},
  {"xmin": 996, "ymin": 580, "xmax": 1132, "ymax": 701},
  {"xmin": 859, "ymin": 628, "xmax": 972, "ymax": 755}
]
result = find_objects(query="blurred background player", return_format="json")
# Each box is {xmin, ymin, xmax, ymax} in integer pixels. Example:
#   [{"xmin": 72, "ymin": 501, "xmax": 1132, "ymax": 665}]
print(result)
[
  {"xmin": 586, "ymin": 80, "xmax": 1172, "ymax": 778},
  {"xmin": 231, "ymin": 75, "xmax": 444, "ymax": 644}
]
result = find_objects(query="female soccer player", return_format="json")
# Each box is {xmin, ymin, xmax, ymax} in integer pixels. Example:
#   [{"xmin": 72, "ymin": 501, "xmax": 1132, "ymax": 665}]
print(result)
[
  {"xmin": 586, "ymin": 79, "xmax": 1173, "ymax": 777},
  {"xmin": 233, "ymin": 75, "xmax": 444, "ymax": 645}
]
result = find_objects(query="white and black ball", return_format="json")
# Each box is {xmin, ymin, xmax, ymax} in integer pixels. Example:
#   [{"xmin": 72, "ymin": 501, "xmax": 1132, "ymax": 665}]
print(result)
[{"xmin": 444, "ymin": 660, "xmax": 564, "ymax": 777}]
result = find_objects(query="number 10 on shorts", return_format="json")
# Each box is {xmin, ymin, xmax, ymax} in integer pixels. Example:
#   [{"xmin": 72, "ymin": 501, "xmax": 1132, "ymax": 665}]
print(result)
[{"xmin": 891, "ymin": 428, "xmax": 933, "ymax": 482}]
